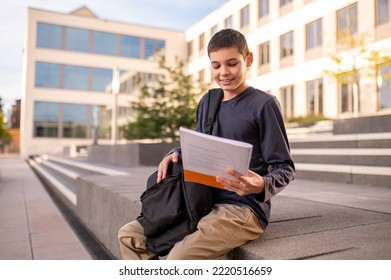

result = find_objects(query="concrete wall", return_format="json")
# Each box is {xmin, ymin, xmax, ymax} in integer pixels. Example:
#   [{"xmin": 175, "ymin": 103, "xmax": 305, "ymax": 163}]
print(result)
[
  {"xmin": 76, "ymin": 174, "xmax": 148, "ymax": 259},
  {"xmin": 87, "ymin": 142, "xmax": 179, "ymax": 166},
  {"xmin": 333, "ymin": 114, "xmax": 391, "ymax": 134}
]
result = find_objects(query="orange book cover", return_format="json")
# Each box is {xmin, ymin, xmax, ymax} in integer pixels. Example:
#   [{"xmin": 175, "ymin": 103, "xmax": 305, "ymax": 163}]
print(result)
[{"xmin": 179, "ymin": 127, "xmax": 253, "ymax": 189}]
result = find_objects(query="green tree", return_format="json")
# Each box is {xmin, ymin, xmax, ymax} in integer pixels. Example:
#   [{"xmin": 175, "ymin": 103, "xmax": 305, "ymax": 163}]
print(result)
[
  {"xmin": 324, "ymin": 31, "xmax": 391, "ymax": 116},
  {"xmin": 0, "ymin": 98, "xmax": 11, "ymax": 145},
  {"xmin": 123, "ymin": 57, "xmax": 206, "ymax": 141}
]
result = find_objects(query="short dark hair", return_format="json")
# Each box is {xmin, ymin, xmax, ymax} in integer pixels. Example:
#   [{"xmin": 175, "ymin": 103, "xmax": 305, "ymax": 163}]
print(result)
[{"xmin": 207, "ymin": 28, "xmax": 249, "ymax": 58}]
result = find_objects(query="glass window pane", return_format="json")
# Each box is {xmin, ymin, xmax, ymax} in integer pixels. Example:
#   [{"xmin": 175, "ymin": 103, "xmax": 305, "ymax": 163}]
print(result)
[
  {"xmin": 337, "ymin": 4, "xmax": 358, "ymax": 36},
  {"xmin": 92, "ymin": 105, "xmax": 111, "ymax": 139},
  {"xmin": 64, "ymin": 65, "xmax": 89, "ymax": 90},
  {"xmin": 63, "ymin": 104, "xmax": 88, "ymax": 138},
  {"xmin": 380, "ymin": 64, "xmax": 391, "ymax": 109},
  {"xmin": 92, "ymin": 68, "xmax": 113, "ymax": 92},
  {"xmin": 34, "ymin": 102, "xmax": 59, "ymax": 137},
  {"xmin": 66, "ymin": 27, "xmax": 90, "ymax": 52},
  {"xmin": 259, "ymin": 0, "xmax": 269, "ymax": 17},
  {"xmin": 35, "ymin": 62, "xmax": 61, "ymax": 88},
  {"xmin": 93, "ymin": 31, "xmax": 116, "ymax": 55},
  {"xmin": 317, "ymin": 20, "xmax": 323, "ymax": 45},
  {"xmin": 225, "ymin": 16, "xmax": 233, "ymax": 28},
  {"xmin": 37, "ymin": 23, "xmax": 62, "ymax": 49},
  {"xmin": 241, "ymin": 5, "xmax": 250, "ymax": 28},
  {"xmin": 378, "ymin": 0, "xmax": 390, "ymax": 25},
  {"xmin": 144, "ymin": 39, "xmax": 165, "ymax": 59},
  {"xmin": 156, "ymin": 40, "xmax": 165, "ymax": 53},
  {"xmin": 281, "ymin": 31, "xmax": 293, "ymax": 57},
  {"xmin": 120, "ymin": 35, "xmax": 141, "ymax": 58}
]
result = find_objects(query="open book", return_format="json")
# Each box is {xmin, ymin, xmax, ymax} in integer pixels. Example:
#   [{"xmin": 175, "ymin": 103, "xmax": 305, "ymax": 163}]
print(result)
[{"xmin": 179, "ymin": 127, "xmax": 253, "ymax": 189}]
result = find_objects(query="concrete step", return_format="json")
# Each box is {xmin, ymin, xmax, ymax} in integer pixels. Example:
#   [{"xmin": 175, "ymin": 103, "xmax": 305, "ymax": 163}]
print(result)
[
  {"xmin": 28, "ymin": 158, "xmax": 78, "ymax": 211},
  {"xmin": 294, "ymin": 163, "xmax": 391, "ymax": 187},
  {"xmin": 291, "ymin": 148, "xmax": 391, "ymax": 167},
  {"xmin": 289, "ymin": 132, "xmax": 391, "ymax": 149},
  {"xmin": 41, "ymin": 154, "xmax": 130, "ymax": 176}
]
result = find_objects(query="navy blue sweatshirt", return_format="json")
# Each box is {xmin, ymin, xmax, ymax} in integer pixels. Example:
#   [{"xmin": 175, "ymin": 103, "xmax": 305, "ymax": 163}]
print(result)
[{"xmin": 173, "ymin": 86, "xmax": 295, "ymax": 230}]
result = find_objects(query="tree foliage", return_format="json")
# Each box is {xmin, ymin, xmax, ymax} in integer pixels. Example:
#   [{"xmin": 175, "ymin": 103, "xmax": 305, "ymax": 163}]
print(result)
[
  {"xmin": 325, "ymin": 31, "xmax": 391, "ymax": 83},
  {"xmin": 0, "ymin": 98, "xmax": 11, "ymax": 144},
  {"xmin": 123, "ymin": 57, "xmax": 206, "ymax": 141}
]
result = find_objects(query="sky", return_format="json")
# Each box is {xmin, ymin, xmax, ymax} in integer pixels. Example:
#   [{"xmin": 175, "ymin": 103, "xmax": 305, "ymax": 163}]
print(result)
[{"xmin": 0, "ymin": 0, "xmax": 227, "ymax": 114}]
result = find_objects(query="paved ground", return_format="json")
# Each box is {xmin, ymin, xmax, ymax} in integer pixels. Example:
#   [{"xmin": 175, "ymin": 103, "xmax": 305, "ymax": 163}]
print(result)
[
  {"xmin": 0, "ymin": 155, "xmax": 91, "ymax": 260},
  {"xmin": 1, "ymin": 155, "xmax": 390, "ymax": 260}
]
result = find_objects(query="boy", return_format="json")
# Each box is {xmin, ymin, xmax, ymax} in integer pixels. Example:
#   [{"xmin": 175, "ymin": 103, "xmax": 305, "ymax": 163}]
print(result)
[{"xmin": 118, "ymin": 28, "xmax": 295, "ymax": 260}]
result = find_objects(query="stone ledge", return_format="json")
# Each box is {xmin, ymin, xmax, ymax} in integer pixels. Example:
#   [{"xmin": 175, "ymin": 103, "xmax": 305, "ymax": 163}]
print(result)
[{"xmin": 74, "ymin": 174, "xmax": 391, "ymax": 260}]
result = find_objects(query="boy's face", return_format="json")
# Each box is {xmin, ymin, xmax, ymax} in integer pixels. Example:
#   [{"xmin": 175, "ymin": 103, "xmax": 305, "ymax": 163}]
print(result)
[{"xmin": 209, "ymin": 47, "xmax": 253, "ymax": 96}]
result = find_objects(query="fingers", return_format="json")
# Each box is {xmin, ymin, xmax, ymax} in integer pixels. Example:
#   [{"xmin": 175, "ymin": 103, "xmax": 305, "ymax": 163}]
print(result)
[
  {"xmin": 157, "ymin": 152, "xmax": 179, "ymax": 183},
  {"xmin": 217, "ymin": 169, "xmax": 265, "ymax": 196}
]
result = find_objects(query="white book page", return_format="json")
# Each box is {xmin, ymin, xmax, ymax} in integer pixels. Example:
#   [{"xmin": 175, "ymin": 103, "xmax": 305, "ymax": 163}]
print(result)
[{"xmin": 179, "ymin": 127, "xmax": 253, "ymax": 180}]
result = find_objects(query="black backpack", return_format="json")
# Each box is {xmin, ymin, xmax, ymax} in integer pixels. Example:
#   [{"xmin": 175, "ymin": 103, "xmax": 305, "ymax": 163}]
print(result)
[{"xmin": 138, "ymin": 88, "xmax": 223, "ymax": 256}]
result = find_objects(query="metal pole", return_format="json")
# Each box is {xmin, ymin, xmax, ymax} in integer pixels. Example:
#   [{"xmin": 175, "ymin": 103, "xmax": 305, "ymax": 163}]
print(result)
[{"xmin": 111, "ymin": 67, "xmax": 120, "ymax": 145}]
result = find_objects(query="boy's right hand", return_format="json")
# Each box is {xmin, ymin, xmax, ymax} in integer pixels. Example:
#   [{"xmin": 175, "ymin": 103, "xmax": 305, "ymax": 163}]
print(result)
[{"xmin": 157, "ymin": 151, "xmax": 179, "ymax": 183}]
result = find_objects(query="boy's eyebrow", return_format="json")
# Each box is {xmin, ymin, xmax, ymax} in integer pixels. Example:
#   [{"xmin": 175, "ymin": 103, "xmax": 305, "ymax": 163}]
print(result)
[{"xmin": 211, "ymin": 58, "xmax": 239, "ymax": 64}]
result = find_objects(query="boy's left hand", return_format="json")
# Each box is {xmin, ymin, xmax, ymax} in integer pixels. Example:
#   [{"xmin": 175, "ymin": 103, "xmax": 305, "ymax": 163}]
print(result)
[{"xmin": 216, "ymin": 169, "xmax": 265, "ymax": 196}]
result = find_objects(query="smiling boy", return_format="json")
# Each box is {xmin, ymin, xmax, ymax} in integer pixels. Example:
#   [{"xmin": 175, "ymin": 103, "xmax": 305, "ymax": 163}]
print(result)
[{"xmin": 118, "ymin": 28, "xmax": 295, "ymax": 260}]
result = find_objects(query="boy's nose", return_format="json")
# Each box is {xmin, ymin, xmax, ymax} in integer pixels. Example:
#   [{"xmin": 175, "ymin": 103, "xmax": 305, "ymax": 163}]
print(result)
[{"xmin": 220, "ymin": 66, "xmax": 230, "ymax": 75}]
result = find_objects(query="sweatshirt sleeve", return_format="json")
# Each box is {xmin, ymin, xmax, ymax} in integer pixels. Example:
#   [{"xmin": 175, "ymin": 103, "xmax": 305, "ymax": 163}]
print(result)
[{"xmin": 254, "ymin": 97, "xmax": 295, "ymax": 203}]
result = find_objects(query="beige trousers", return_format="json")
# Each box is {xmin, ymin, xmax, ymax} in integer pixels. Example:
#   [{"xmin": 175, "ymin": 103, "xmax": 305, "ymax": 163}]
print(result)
[{"xmin": 118, "ymin": 204, "xmax": 264, "ymax": 260}]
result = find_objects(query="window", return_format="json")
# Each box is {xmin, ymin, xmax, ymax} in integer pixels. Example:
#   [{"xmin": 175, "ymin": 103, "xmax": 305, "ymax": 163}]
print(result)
[
  {"xmin": 92, "ymin": 68, "xmax": 113, "ymax": 92},
  {"xmin": 280, "ymin": 31, "xmax": 294, "ymax": 58},
  {"xmin": 34, "ymin": 102, "xmax": 113, "ymax": 139},
  {"xmin": 35, "ymin": 62, "xmax": 134, "ymax": 93},
  {"xmin": 188, "ymin": 40, "xmax": 193, "ymax": 57},
  {"xmin": 35, "ymin": 62, "xmax": 61, "ymax": 88},
  {"xmin": 66, "ymin": 27, "xmax": 89, "ymax": 52},
  {"xmin": 280, "ymin": 86, "xmax": 294, "ymax": 118},
  {"xmin": 337, "ymin": 3, "xmax": 358, "ymax": 41},
  {"xmin": 34, "ymin": 102, "xmax": 59, "ymax": 137},
  {"xmin": 376, "ymin": 0, "xmax": 390, "ymax": 26},
  {"xmin": 259, "ymin": 0, "xmax": 269, "ymax": 18},
  {"xmin": 306, "ymin": 19, "xmax": 322, "ymax": 50},
  {"xmin": 64, "ymin": 65, "xmax": 89, "ymax": 90},
  {"xmin": 338, "ymin": 72, "xmax": 360, "ymax": 114},
  {"xmin": 211, "ymin": 25, "xmax": 219, "ymax": 37},
  {"xmin": 378, "ymin": 63, "xmax": 391, "ymax": 110},
  {"xmin": 92, "ymin": 105, "xmax": 111, "ymax": 139},
  {"xmin": 280, "ymin": 0, "xmax": 292, "ymax": 7},
  {"xmin": 307, "ymin": 79, "xmax": 323, "ymax": 115},
  {"xmin": 36, "ymin": 22, "xmax": 165, "ymax": 60},
  {"xmin": 93, "ymin": 31, "xmax": 116, "ymax": 55},
  {"xmin": 63, "ymin": 104, "xmax": 88, "ymax": 138},
  {"xmin": 240, "ymin": 5, "xmax": 250, "ymax": 29},
  {"xmin": 120, "ymin": 35, "xmax": 141, "ymax": 58},
  {"xmin": 36, "ymin": 23, "xmax": 62, "ymax": 49},
  {"xmin": 225, "ymin": 16, "xmax": 233, "ymax": 28},
  {"xmin": 199, "ymin": 33, "xmax": 205, "ymax": 52},
  {"xmin": 259, "ymin": 41, "xmax": 270, "ymax": 66},
  {"xmin": 144, "ymin": 39, "xmax": 165, "ymax": 59}
]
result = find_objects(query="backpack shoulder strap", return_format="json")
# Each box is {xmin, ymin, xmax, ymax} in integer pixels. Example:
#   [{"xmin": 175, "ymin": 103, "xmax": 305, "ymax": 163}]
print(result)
[{"xmin": 204, "ymin": 88, "xmax": 223, "ymax": 135}]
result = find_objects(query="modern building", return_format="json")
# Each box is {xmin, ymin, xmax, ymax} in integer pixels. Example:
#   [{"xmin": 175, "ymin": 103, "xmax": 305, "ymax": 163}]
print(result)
[
  {"xmin": 21, "ymin": 0, "xmax": 391, "ymax": 157},
  {"xmin": 186, "ymin": 0, "xmax": 391, "ymax": 120},
  {"xmin": 21, "ymin": 6, "xmax": 186, "ymax": 157}
]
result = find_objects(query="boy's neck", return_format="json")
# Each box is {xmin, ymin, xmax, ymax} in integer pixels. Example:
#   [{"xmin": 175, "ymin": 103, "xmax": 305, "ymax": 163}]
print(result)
[{"xmin": 222, "ymin": 84, "xmax": 249, "ymax": 101}]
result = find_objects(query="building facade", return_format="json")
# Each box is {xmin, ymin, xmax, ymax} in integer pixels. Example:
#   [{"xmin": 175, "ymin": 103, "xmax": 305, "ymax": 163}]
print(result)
[
  {"xmin": 21, "ymin": 7, "xmax": 186, "ymax": 157},
  {"xmin": 186, "ymin": 0, "xmax": 391, "ymax": 120},
  {"xmin": 21, "ymin": 1, "xmax": 391, "ymax": 157}
]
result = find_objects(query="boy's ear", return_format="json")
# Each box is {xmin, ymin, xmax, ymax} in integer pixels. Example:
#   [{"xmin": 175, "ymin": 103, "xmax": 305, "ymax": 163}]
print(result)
[{"xmin": 246, "ymin": 52, "xmax": 254, "ymax": 67}]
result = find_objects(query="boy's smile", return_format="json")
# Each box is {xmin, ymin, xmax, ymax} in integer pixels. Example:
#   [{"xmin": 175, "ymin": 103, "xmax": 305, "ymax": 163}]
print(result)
[{"xmin": 209, "ymin": 47, "xmax": 253, "ymax": 100}]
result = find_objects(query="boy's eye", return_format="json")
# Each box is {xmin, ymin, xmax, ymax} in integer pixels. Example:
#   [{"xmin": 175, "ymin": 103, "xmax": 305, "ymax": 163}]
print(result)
[{"xmin": 228, "ymin": 63, "xmax": 237, "ymax": 67}]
